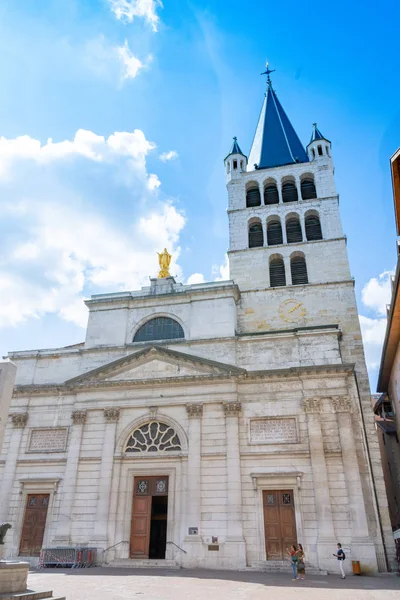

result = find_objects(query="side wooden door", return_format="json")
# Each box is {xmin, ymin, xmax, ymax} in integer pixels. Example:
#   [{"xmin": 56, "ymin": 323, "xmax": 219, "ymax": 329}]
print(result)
[
  {"xmin": 263, "ymin": 490, "xmax": 297, "ymax": 560},
  {"xmin": 19, "ymin": 494, "xmax": 49, "ymax": 556},
  {"xmin": 130, "ymin": 478, "xmax": 152, "ymax": 558}
]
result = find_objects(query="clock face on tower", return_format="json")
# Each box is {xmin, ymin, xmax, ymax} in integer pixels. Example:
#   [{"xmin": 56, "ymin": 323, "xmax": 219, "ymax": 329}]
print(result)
[{"xmin": 278, "ymin": 299, "xmax": 307, "ymax": 323}]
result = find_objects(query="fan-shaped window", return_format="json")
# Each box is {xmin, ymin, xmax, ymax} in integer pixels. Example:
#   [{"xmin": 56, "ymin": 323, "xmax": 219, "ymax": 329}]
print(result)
[
  {"xmin": 264, "ymin": 184, "xmax": 279, "ymax": 205},
  {"xmin": 301, "ymin": 178, "xmax": 317, "ymax": 200},
  {"xmin": 291, "ymin": 255, "xmax": 308, "ymax": 285},
  {"xmin": 249, "ymin": 221, "xmax": 263, "ymax": 248},
  {"xmin": 269, "ymin": 256, "xmax": 286, "ymax": 287},
  {"xmin": 246, "ymin": 185, "xmax": 261, "ymax": 207},
  {"xmin": 286, "ymin": 217, "xmax": 303, "ymax": 243},
  {"xmin": 267, "ymin": 219, "xmax": 283, "ymax": 246},
  {"xmin": 134, "ymin": 317, "xmax": 184, "ymax": 342},
  {"xmin": 305, "ymin": 214, "xmax": 322, "ymax": 240},
  {"xmin": 282, "ymin": 182, "xmax": 298, "ymax": 203},
  {"xmin": 125, "ymin": 421, "xmax": 182, "ymax": 453}
]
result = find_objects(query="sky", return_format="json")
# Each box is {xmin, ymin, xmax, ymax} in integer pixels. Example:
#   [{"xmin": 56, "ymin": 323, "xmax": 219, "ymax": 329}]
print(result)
[{"xmin": 0, "ymin": 0, "xmax": 398, "ymax": 390}]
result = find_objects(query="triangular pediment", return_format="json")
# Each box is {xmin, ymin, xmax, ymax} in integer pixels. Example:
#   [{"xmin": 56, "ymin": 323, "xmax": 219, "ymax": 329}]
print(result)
[{"xmin": 65, "ymin": 345, "xmax": 245, "ymax": 385}]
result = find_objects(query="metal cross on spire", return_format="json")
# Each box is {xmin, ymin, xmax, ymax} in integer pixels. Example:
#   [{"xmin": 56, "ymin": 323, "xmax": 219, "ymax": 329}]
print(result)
[{"xmin": 261, "ymin": 61, "xmax": 275, "ymax": 85}]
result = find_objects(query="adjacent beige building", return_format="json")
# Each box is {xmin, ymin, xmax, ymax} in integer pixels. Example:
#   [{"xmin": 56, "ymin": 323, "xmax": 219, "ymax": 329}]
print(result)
[{"xmin": 0, "ymin": 75, "xmax": 395, "ymax": 573}]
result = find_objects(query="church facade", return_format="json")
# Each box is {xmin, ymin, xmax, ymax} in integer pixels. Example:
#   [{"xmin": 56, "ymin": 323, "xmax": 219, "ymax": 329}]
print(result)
[{"xmin": 0, "ymin": 74, "xmax": 395, "ymax": 573}]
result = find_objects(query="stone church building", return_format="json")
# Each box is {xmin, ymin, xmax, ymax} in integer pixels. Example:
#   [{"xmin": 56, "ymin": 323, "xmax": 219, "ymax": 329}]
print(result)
[{"xmin": 0, "ymin": 73, "xmax": 395, "ymax": 573}]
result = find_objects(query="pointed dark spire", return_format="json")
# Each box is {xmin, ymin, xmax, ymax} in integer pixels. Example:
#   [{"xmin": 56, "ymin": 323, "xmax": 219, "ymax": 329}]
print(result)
[
  {"xmin": 225, "ymin": 136, "xmax": 245, "ymax": 160},
  {"xmin": 248, "ymin": 68, "xmax": 309, "ymax": 170},
  {"xmin": 309, "ymin": 123, "xmax": 330, "ymax": 144}
]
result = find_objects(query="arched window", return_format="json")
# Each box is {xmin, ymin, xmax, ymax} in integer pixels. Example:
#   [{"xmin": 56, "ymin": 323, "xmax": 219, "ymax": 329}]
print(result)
[
  {"xmin": 233, "ymin": 160, "xmax": 237, "ymax": 170},
  {"xmin": 134, "ymin": 317, "xmax": 184, "ymax": 342},
  {"xmin": 248, "ymin": 220, "xmax": 264, "ymax": 248},
  {"xmin": 282, "ymin": 182, "xmax": 298, "ymax": 203},
  {"xmin": 125, "ymin": 421, "xmax": 182, "ymax": 453},
  {"xmin": 246, "ymin": 184, "xmax": 261, "ymax": 207},
  {"xmin": 301, "ymin": 178, "xmax": 317, "ymax": 200},
  {"xmin": 305, "ymin": 214, "xmax": 322, "ymax": 240},
  {"xmin": 291, "ymin": 255, "xmax": 308, "ymax": 285},
  {"xmin": 311, "ymin": 148, "xmax": 315, "ymax": 159},
  {"xmin": 269, "ymin": 256, "xmax": 286, "ymax": 287},
  {"xmin": 267, "ymin": 219, "xmax": 283, "ymax": 246},
  {"xmin": 318, "ymin": 145, "xmax": 323, "ymax": 156},
  {"xmin": 286, "ymin": 217, "xmax": 303, "ymax": 243},
  {"xmin": 264, "ymin": 183, "xmax": 279, "ymax": 205}
]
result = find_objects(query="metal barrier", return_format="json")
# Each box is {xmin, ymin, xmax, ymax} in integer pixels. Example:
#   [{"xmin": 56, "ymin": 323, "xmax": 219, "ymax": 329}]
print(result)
[{"xmin": 39, "ymin": 547, "xmax": 98, "ymax": 569}]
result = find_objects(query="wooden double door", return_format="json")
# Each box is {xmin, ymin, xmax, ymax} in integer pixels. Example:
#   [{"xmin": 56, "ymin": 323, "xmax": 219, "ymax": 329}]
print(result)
[
  {"xmin": 130, "ymin": 476, "xmax": 169, "ymax": 559},
  {"xmin": 263, "ymin": 489, "xmax": 297, "ymax": 560},
  {"xmin": 19, "ymin": 494, "xmax": 49, "ymax": 556}
]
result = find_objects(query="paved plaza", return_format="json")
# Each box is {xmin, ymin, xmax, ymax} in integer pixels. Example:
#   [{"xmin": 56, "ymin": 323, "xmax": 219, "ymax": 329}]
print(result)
[{"xmin": 26, "ymin": 567, "xmax": 400, "ymax": 600}]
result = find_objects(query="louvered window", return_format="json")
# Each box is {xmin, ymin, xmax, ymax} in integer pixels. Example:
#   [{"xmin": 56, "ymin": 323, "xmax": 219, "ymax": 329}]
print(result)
[
  {"xmin": 134, "ymin": 317, "xmax": 184, "ymax": 342},
  {"xmin": 246, "ymin": 187, "xmax": 261, "ymax": 207},
  {"xmin": 286, "ymin": 218, "xmax": 302, "ymax": 243},
  {"xmin": 267, "ymin": 220, "xmax": 283, "ymax": 246},
  {"xmin": 282, "ymin": 182, "xmax": 298, "ymax": 203},
  {"xmin": 249, "ymin": 222, "xmax": 263, "ymax": 248},
  {"xmin": 269, "ymin": 258, "xmax": 286, "ymax": 287},
  {"xmin": 264, "ymin": 185, "xmax": 279, "ymax": 205},
  {"xmin": 301, "ymin": 179, "xmax": 317, "ymax": 200},
  {"xmin": 291, "ymin": 256, "xmax": 308, "ymax": 285},
  {"xmin": 305, "ymin": 215, "xmax": 322, "ymax": 240}
]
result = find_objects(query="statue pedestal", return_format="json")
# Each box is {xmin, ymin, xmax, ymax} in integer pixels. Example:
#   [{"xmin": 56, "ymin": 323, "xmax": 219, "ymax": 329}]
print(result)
[{"xmin": 0, "ymin": 561, "xmax": 30, "ymax": 594}]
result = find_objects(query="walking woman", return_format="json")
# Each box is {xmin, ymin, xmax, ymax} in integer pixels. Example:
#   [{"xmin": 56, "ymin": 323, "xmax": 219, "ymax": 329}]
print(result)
[
  {"xmin": 287, "ymin": 544, "xmax": 298, "ymax": 580},
  {"xmin": 296, "ymin": 544, "xmax": 306, "ymax": 580}
]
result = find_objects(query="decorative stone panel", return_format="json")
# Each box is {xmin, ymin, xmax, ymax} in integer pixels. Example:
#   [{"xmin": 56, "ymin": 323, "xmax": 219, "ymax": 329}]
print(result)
[
  {"xmin": 10, "ymin": 413, "xmax": 28, "ymax": 428},
  {"xmin": 71, "ymin": 410, "xmax": 87, "ymax": 425},
  {"xmin": 223, "ymin": 402, "xmax": 242, "ymax": 416},
  {"xmin": 104, "ymin": 408, "xmax": 120, "ymax": 423},
  {"xmin": 28, "ymin": 428, "xmax": 68, "ymax": 452},
  {"xmin": 331, "ymin": 396, "xmax": 352, "ymax": 413},
  {"xmin": 250, "ymin": 417, "xmax": 298, "ymax": 444},
  {"xmin": 302, "ymin": 398, "xmax": 322, "ymax": 413},
  {"xmin": 186, "ymin": 403, "xmax": 203, "ymax": 418}
]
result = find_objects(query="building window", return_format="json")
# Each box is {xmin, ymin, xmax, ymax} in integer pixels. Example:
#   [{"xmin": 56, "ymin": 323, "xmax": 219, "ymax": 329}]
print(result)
[
  {"xmin": 301, "ymin": 178, "xmax": 317, "ymax": 200},
  {"xmin": 311, "ymin": 148, "xmax": 315, "ymax": 159},
  {"xmin": 318, "ymin": 145, "xmax": 323, "ymax": 156},
  {"xmin": 269, "ymin": 256, "xmax": 286, "ymax": 287},
  {"xmin": 305, "ymin": 214, "xmax": 322, "ymax": 240},
  {"xmin": 264, "ymin": 183, "xmax": 279, "ymax": 205},
  {"xmin": 267, "ymin": 219, "xmax": 283, "ymax": 246},
  {"xmin": 233, "ymin": 160, "xmax": 237, "ymax": 170},
  {"xmin": 249, "ymin": 221, "xmax": 264, "ymax": 248},
  {"xmin": 291, "ymin": 255, "xmax": 308, "ymax": 285},
  {"xmin": 125, "ymin": 421, "xmax": 182, "ymax": 453},
  {"xmin": 286, "ymin": 217, "xmax": 303, "ymax": 243},
  {"xmin": 246, "ymin": 185, "xmax": 261, "ymax": 207},
  {"xmin": 282, "ymin": 182, "xmax": 298, "ymax": 203},
  {"xmin": 134, "ymin": 317, "xmax": 184, "ymax": 342}
]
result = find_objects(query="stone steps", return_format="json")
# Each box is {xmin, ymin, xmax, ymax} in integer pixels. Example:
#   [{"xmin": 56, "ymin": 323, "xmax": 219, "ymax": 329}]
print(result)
[
  {"xmin": 0, "ymin": 592, "xmax": 65, "ymax": 600},
  {"xmin": 105, "ymin": 559, "xmax": 179, "ymax": 569},
  {"xmin": 248, "ymin": 561, "xmax": 327, "ymax": 575}
]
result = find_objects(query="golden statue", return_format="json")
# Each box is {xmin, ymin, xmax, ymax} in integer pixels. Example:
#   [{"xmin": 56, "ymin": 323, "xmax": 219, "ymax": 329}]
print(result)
[{"xmin": 157, "ymin": 248, "xmax": 172, "ymax": 278}]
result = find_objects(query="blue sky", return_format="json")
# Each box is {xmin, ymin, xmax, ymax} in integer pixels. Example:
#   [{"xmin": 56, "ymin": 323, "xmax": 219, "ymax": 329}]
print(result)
[{"xmin": 0, "ymin": 0, "xmax": 398, "ymax": 388}]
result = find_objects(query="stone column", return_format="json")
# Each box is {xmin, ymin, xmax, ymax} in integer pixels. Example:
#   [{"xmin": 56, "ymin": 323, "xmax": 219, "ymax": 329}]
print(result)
[
  {"xmin": 333, "ymin": 396, "xmax": 373, "ymax": 551},
  {"xmin": 303, "ymin": 398, "xmax": 336, "ymax": 568},
  {"xmin": 92, "ymin": 408, "xmax": 120, "ymax": 544},
  {"xmin": 295, "ymin": 178, "xmax": 302, "ymax": 202},
  {"xmin": 0, "ymin": 413, "xmax": 28, "ymax": 523},
  {"xmin": 184, "ymin": 404, "xmax": 202, "ymax": 552},
  {"xmin": 284, "ymin": 256, "xmax": 292, "ymax": 285},
  {"xmin": 277, "ymin": 182, "xmax": 283, "ymax": 204},
  {"xmin": 224, "ymin": 402, "xmax": 246, "ymax": 567},
  {"xmin": 300, "ymin": 218, "xmax": 307, "ymax": 242},
  {"xmin": 54, "ymin": 410, "xmax": 86, "ymax": 542}
]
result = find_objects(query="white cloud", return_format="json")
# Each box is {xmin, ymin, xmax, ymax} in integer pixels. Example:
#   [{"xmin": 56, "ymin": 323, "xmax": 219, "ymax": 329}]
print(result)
[
  {"xmin": 361, "ymin": 270, "xmax": 393, "ymax": 316},
  {"xmin": 359, "ymin": 315, "xmax": 388, "ymax": 371},
  {"xmin": 83, "ymin": 36, "xmax": 150, "ymax": 85},
  {"xmin": 159, "ymin": 150, "xmax": 178, "ymax": 162},
  {"xmin": 108, "ymin": 0, "xmax": 162, "ymax": 31},
  {"xmin": 0, "ymin": 128, "xmax": 185, "ymax": 331},
  {"xmin": 187, "ymin": 273, "xmax": 205, "ymax": 285},
  {"xmin": 213, "ymin": 255, "xmax": 230, "ymax": 281},
  {"xmin": 116, "ymin": 40, "xmax": 150, "ymax": 80}
]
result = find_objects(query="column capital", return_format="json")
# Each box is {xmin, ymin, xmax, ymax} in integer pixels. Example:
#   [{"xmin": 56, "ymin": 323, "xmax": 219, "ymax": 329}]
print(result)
[
  {"xmin": 186, "ymin": 403, "xmax": 203, "ymax": 418},
  {"xmin": 10, "ymin": 412, "xmax": 28, "ymax": 428},
  {"xmin": 302, "ymin": 398, "xmax": 322, "ymax": 413},
  {"xmin": 71, "ymin": 410, "xmax": 87, "ymax": 425},
  {"xmin": 104, "ymin": 408, "xmax": 120, "ymax": 423},
  {"xmin": 331, "ymin": 396, "xmax": 353, "ymax": 413},
  {"xmin": 223, "ymin": 402, "xmax": 242, "ymax": 417}
]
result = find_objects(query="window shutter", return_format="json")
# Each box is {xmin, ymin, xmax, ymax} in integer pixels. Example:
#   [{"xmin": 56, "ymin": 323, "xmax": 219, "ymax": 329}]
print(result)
[
  {"xmin": 301, "ymin": 179, "xmax": 317, "ymax": 200},
  {"xmin": 286, "ymin": 218, "xmax": 303, "ymax": 243},
  {"xmin": 246, "ymin": 187, "xmax": 261, "ymax": 207},
  {"xmin": 264, "ymin": 185, "xmax": 279, "ymax": 205},
  {"xmin": 134, "ymin": 317, "xmax": 184, "ymax": 342},
  {"xmin": 267, "ymin": 221, "xmax": 283, "ymax": 246},
  {"xmin": 282, "ymin": 183, "xmax": 298, "ymax": 203},
  {"xmin": 305, "ymin": 216, "xmax": 322, "ymax": 240},
  {"xmin": 291, "ymin": 257, "xmax": 308, "ymax": 285},
  {"xmin": 269, "ymin": 259, "xmax": 286, "ymax": 287},
  {"xmin": 249, "ymin": 223, "xmax": 264, "ymax": 248}
]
